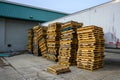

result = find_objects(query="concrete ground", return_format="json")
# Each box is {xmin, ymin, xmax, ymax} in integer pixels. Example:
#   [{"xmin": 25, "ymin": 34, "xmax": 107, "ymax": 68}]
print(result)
[
  {"xmin": 0, "ymin": 51, "xmax": 120, "ymax": 80},
  {"xmin": 105, "ymin": 48, "xmax": 120, "ymax": 53}
]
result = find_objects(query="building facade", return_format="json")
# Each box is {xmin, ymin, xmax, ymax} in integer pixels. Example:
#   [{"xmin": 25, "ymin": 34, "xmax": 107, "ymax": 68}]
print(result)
[
  {"xmin": 0, "ymin": 1, "xmax": 68, "ymax": 52},
  {"xmin": 42, "ymin": 0, "xmax": 120, "ymax": 48}
]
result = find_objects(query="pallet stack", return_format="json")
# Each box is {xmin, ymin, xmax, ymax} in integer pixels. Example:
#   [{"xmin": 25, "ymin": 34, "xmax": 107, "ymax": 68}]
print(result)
[
  {"xmin": 38, "ymin": 26, "xmax": 48, "ymax": 58},
  {"xmin": 46, "ymin": 23, "xmax": 62, "ymax": 61},
  {"xmin": 58, "ymin": 21, "xmax": 83, "ymax": 66},
  {"xmin": 77, "ymin": 25, "xmax": 105, "ymax": 71},
  {"xmin": 47, "ymin": 65, "xmax": 71, "ymax": 75},
  {"xmin": 27, "ymin": 29, "xmax": 33, "ymax": 53},
  {"xmin": 33, "ymin": 26, "xmax": 41, "ymax": 56}
]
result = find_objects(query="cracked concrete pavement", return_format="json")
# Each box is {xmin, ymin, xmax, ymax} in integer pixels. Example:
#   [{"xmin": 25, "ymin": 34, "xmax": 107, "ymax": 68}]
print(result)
[{"xmin": 0, "ymin": 52, "xmax": 120, "ymax": 80}]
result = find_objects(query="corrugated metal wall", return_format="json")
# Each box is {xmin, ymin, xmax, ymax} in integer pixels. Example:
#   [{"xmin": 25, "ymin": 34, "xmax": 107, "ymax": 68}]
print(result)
[
  {"xmin": 42, "ymin": 1, "xmax": 120, "ymax": 48},
  {"xmin": 0, "ymin": 18, "xmax": 5, "ymax": 51},
  {"xmin": 0, "ymin": 18, "xmax": 38, "ymax": 52}
]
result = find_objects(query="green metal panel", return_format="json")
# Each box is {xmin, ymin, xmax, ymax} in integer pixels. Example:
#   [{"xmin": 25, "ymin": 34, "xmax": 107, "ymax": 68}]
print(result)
[{"xmin": 0, "ymin": 2, "xmax": 68, "ymax": 22}]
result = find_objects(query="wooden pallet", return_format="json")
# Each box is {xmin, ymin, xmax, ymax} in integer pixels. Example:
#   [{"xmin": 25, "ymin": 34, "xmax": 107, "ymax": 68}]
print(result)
[
  {"xmin": 47, "ymin": 36, "xmax": 60, "ymax": 40},
  {"xmin": 76, "ymin": 26, "xmax": 104, "ymax": 71},
  {"xmin": 41, "ymin": 50, "xmax": 48, "ymax": 54},
  {"xmin": 39, "ymin": 42, "xmax": 47, "ymax": 46},
  {"xmin": 58, "ymin": 57, "xmax": 72, "ymax": 62},
  {"xmin": 40, "ymin": 46, "xmax": 47, "ymax": 51},
  {"xmin": 79, "ymin": 61, "xmax": 104, "ymax": 66},
  {"xmin": 77, "ymin": 47, "xmax": 104, "ymax": 50},
  {"xmin": 78, "ymin": 45, "xmax": 104, "ymax": 48},
  {"xmin": 78, "ymin": 42, "xmax": 104, "ymax": 46},
  {"xmin": 47, "ymin": 23, "xmax": 61, "ymax": 61},
  {"xmin": 78, "ymin": 35, "xmax": 104, "ymax": 39},
  {"xmin": 32, "ymin": 26, "xmax": 48, "ymax": 56},
  {"xmin": 77, "ymin": 49, "xmax": 104, "ymax": 52},
  {"xmin": 78, "ymin": 37, "xmax": 104, "ymax": 40},
  {"xmin": 58, "ymin": 21, "xmax": 83, "ymax": 67},
  {"xmin": 59, "ymin": 54, "xmax": 76, "ymax": 58},
  {"xmin": 46, "ymin": 54, "xmax": 58, "ymax": 61},
  {"xmin": 47, "ymin": 32, "xmax": 60, "ymax": 36},
  {"xmin": 77, "ymin": 25, "xmax": 103, "ymax": 31},
  {"xmin": 61, "ymin": 29, "xmax": 75, "ymax": 34},
  {"xmin": 61, "ymin": 21, "xmax": 83, "ymax": 29},
  {"xmin": 41, "ymin": 49, "xmax": 47, "ymax": 53},
  {"xmin": 60, "ymin": 38, "xmax": 77, "ymax": 41},
  {"xmin": 47, "ymin": 31, "xmax": 61, "ymax": 35},
  {"xmin": 77, "ymin": 53, "xmax": 104, "ymax": 57},
  {"xmin": 39, "ymin": 42, "xmax": 47, "ymax": 47},
  {"xmin": 77, "ymin": 57, "xmax": 104, "ymax": 61},
  {"xmin": 39, "ymin": 38, "xmax": 46, "ymax": 41},
  {"xmin": 77, "ymin": 51, "xmax": 104, "ymax": 54},
  {"xmin": 77, "ymin": 30, "xmax": 103, "ymax": 34},
  {"xmin": 48, "ymin": 48, "xmax": 58, "ymax": 52},
  {"xmin": 61, "ymin": 35, "xmax": 74, "ymax": 39},
  {"xmin": 77, "ymin": 65, "xmax": 103, "ymax": 71},
  {"xmin": 47, "ymin": 41, "xmax": 59, "ymax": 43},
  {"xmin": 47, "ymin": 43, "xmax": 59, "ymax": 47},
  {"xmin": 58, "ymin": 60, "xmax": 76, "ymax": 66},
  {"xmin": 78, "ymin": 35, "xmax": 104, "ymax": 38},
  {"xmin": 42, "ymin": 53, "xmax": 48, "ymax": 58},
  {"xmin": 47, "ymin": 65, "xmax": 71, "ymax": 75},
  {"xmin": 60, "ymin": 51, "xmax": 76, "ymax": 55},
  {"xmin": 61, "ymin": 49, "xmax": 76, "ymax": 53},
  {"xmin": 27, "ymin": 29, "xmax": 34, "ymax": 53},
  {"xmin": 60, "ymin": 41, "xmax": 77, "ymax": 45},
  {"xmin": 60, "ymin": 45, "xmax": 77, "ymax": 49},
  {"xmin": 47, "ymin": 34, "xmax": 58, "ymax": 37},
  {"xmin": 48, "ymin": 22, "xmax": 62, "ymax": 30},
  {"xmin": 39, "ymin": 43, "xmax": 47, "ymax": 48},
  {"xmin": 61, "ymin": 27, "xmax": 74, "ymax": 32},
  {"xmin": 76, "ymin": 58, "xmax": 104, "ymax": 62},
  {"xmin": 77, "ymin": 32, "xmax": 104, "ymax": 36},
  {"xmin": 47, "ymin": 39, "xmax": 60, "ymax": 42},
  {"xmin": 78, "ymin": 39, "xmax": 105, "ymax": 43},
  {"xmin": 48, "ymin": 51, "xmax": 58, "ymax": 55},
  {"xmin": 77, "ymin": 55, "xmax": 104, "ymax": 59}
]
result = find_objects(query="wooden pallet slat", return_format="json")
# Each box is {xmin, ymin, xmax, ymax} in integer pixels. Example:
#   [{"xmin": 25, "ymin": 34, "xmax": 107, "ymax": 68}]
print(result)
[{"xmin": 77, "ymin": 25, "xmax": 105, "ymax": 71}]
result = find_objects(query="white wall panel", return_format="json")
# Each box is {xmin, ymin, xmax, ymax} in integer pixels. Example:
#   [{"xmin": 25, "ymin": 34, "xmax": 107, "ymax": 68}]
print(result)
[{"xmin": 42, "ymin": 1, "xmax": 120, "ymax": 48}]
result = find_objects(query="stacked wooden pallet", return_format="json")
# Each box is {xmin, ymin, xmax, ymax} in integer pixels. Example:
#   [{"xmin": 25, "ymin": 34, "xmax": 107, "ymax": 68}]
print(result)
[
  {"xmin": 77, "ymin": 25, "xmax": 105, "ymax": 71},
  {"xmin": 47, "ymin": 65, "xmax": 71, "ymax": 75},
  {"xmin": 58, "ymin": 21, "xmax": 83, "ymax": 66},
  {"xmin": 46, "ymin": 22, "xmax": 62, "ymax": 61},
  {"xmin": 33, "ymin": 26, "xmax": 41, "ymax": 56},
  {"xmin": 38, "ymin": 26, "xmax": 48, "ymax": 58},
  {"xmin": 27, "ymin": 29, "xmax": 33, "ymax": 53}
]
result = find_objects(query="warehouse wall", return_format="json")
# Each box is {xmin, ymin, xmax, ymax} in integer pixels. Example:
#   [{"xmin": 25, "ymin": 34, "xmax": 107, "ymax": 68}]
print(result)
[
  {"xmin": 42, "ymin": 1, "xmax": 120, "ymax": 48},
  {"xmin": 0, "ymin": 18, "xmax": 38, "ymax": 52},
  {"xmin": 0, "ymin": 18, "xmax": 5, "ymax": 52}
]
